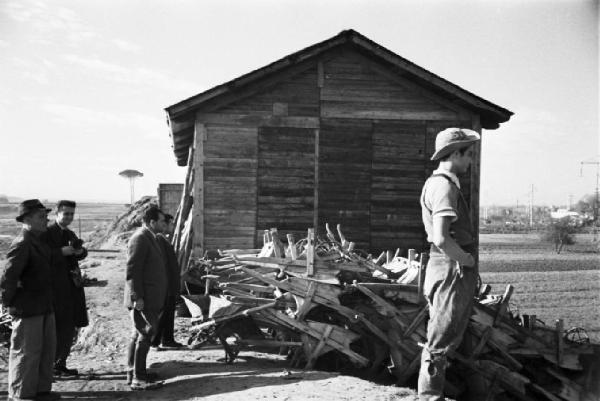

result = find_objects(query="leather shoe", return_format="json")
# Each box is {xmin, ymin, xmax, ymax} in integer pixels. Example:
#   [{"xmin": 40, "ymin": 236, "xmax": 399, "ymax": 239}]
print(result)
[
  {"xmin": 161, "ymin": 341, "xmax": 184, "ymax": 348},
  {"xmin": 130, "ymin": 378, "xmax": 163, "ymax": 390},
  {"xmin": 127, "ymin": 370, "xmax": 159, "ymax": 385},
  {"xmin": 36, "ymin": 391, "xmax": 62, "ymax": 400},
  {"xmin": 54, "ymin": 365, "xmax": 78, "ymax": 376}
]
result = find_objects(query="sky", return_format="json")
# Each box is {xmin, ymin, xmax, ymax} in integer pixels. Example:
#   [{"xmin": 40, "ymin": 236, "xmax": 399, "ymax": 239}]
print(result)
[{"xmin": 0, "ymin": 0, "xmax": 598, "ymax": 207}]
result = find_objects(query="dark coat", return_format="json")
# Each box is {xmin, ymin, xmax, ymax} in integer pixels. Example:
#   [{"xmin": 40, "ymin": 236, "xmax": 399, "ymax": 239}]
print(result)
[
  {"xmin": 156, "ymin": 234, "xmax": 180, "ymax": 297},
  {"xmin": 0, "ymin": 229, "xmax": 54, "ymax": 317},
  {"xmin": 124, "ymin": 227, "xmax": 168, "ymax": 313},
  {"xmin": 44, "ymin": 222, "xmax": 89, "ymax": 327}
]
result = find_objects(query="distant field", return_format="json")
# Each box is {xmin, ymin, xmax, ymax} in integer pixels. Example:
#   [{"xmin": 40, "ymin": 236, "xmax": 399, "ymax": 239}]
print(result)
[
  {"xmin": 0, "ymin": 202, "xmax": 128, "ymax": 255},
  {"xmin": 0, "ymin": 208, "xmax": 598, "ymax": 342},
  {"xmin": 479, "ymin": 233, "xmax": 600, "ymax": 342}
]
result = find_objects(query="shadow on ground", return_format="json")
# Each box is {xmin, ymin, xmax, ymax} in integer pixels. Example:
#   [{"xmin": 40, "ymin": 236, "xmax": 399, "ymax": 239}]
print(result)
[{"xmin": 1, "ymin": 357, "xmax": 340, "ymax": 400}]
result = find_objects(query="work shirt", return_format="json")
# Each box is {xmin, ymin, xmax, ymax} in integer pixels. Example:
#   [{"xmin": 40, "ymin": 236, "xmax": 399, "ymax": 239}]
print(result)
[{"xmin": 420, "ymin": 168, "xmax": 475, "ymax": 252}]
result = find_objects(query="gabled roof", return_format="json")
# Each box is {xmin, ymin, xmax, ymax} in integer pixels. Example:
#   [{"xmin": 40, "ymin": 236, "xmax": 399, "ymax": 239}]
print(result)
[{"xmin": 165, "ymin": 29, "xmax": 513, "ymax": 165}]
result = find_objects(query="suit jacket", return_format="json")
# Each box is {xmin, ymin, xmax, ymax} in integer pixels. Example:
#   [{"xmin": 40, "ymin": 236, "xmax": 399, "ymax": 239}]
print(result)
[
  {"xmin": 156, "ymin": 234, "xmax": 180, "ymax": 297},
  {"xmin": 124, "ymin": 226, "xmax": 168, "ymax": 312},
  {"xmin": 44, "ymin": 222, "xmax": 89, "ymax": 327},
  {"xmin": 0, "ymin": 229, "xmax": 54, "ymax": 317}
]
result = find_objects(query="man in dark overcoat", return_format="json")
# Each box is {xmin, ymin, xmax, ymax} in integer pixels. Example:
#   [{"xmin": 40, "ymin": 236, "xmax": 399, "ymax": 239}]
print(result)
[
  {"xmin": 151, "ymin": 213, "xmax": 183, "ymax": 349},
  {"xmin": 124, "ymin": 205, "xmax": 168, "ymax": 390},
  {"xmin": 44, "ymin": 200, "xmax": 88, "ymax": 376},
  {"xmin": 1, "ymin": 199, "xmax": 61, "ymax": 401}
]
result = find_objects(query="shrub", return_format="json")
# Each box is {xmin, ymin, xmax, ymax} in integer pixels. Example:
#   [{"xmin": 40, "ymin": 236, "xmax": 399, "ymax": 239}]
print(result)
[{"xmin": 540, "ymin": 217, "xmax": 578, "ymax": 254}]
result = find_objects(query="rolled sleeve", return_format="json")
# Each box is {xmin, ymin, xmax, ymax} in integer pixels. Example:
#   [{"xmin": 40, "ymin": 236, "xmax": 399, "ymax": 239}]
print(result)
[{"xmin": 429, "ymin": 179, "xmax": 458, "ymax": 222}]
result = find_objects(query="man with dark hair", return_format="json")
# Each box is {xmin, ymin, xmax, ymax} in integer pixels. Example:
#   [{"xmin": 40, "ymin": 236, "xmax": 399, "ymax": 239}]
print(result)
[
  {"xmin": 418, "ymin": 128, "xmax": 480, "ymax": 400},
  {"xmin": 151, "ymin": 213, "xmax": 183, "ymax": 349},
  {"xmin": 124, "ymin": 204, "xmax": 168, "ymax": 390},
  {"xmin": 44, "ymin": 200, "xmax": 88, "ymax": 376},
  {"xmin": 1, "ymin": 199, "xmax": 61, "ymax": 401}
]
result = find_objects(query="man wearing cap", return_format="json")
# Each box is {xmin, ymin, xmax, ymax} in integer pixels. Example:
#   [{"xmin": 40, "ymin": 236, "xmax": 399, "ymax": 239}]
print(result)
[
  {"xmin": 151, "ymin": 213, "xmax": 183, "ymax": 349},
  {"xmin": 44, "ymin": 200, "xmax": 88, "ymax": 376},
  {"xmin": 0, "ymin": 199, "xmax": 61, "ymax": 401},
  {"xmin": 124, "ymin": 204, "xmax": 168, "ymax": 390},
  {"xmin": 418, "ymin": 128, "xmax": 480, "ymax": 400}
]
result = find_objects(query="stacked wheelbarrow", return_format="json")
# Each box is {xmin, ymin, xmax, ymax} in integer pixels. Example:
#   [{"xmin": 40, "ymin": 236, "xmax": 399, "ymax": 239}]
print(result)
[{"xmin": 179, "ymin": 224, "xmax": 600, "ymax": 401}]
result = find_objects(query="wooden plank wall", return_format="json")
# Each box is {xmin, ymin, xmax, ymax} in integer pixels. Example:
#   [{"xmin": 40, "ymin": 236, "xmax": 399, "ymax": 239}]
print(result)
[
  {"xmin": 257, "ymin": 127, "xmax": 315, "ymax": 241},
  {"xmin": 203, "ymin": 125, "xmax": 257, "ymax": 250},
  {"xmin": 198, "ymin": 65, "xmax": 320, "ymax": 251},
  {"xmin": 194, "ymin": 48, "xmax": 480, "ymax": 255},
  {"xmin": 318, "ymin": 118, "xmax": 372, "ymax": 250},
  {"xmin": 220, "ymin": 67, "xmax": 319, "ymax": 117},
  {"xmin": 321, "ymin": 50, "xmax": 458, "ymax": 121},
  {"xmin": 371, "ymin": 122, "xmax": 427, "ymax": 253},
  {"xmin": 319, "ymin": 49, "xmax": 474, "ymax": 253}
]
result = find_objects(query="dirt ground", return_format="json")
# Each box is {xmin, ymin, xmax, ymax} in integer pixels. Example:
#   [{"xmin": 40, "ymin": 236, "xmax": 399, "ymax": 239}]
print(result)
[{"xmin": 0, "ymin": 248, "xmax": 420, "ymax": 401}]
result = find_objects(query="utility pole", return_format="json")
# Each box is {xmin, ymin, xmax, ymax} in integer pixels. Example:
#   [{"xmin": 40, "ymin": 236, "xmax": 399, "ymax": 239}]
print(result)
[
  {"xmin": 529, "ymin": 184, "xmax": 536, "ymax": 228},
  {"xmin": 580, "ymin": 158, "xmax": 600, "ymax": 224}
]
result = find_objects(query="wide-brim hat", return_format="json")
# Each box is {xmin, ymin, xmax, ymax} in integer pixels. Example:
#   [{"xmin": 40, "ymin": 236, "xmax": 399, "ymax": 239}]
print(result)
[
  {"xmin": 15, "ymin": 199, "xmax": 51, "ymax": 222},
  {"xmin": 431, "ymin": 128, "xmax": 480, "ymax": 161}
]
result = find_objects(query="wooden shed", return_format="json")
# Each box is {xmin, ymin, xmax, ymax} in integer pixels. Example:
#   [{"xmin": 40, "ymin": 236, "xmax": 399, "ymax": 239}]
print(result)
[
  {"xmin": 165, "ymin": 29, "xmax": 512, "ymax": 256},
  {"xmin": 157, "ymin": 183, "xmax": 184, "ymax": 217}
]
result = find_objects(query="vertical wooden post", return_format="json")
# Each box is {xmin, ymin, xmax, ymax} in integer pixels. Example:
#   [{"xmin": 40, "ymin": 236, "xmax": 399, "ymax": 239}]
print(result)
[
  {"xmin": 315, "ymin": 59, "xmax": 323, "ymax": 238},
  {"xmin": 306, "ymin": 228, "xmax": 315, "ymax": 277},
  {"xmin": 493, "ymin": 284, "xmax": 514, "ymax": 325},
  {"xmin": 556, "ymin": 319, "xmax": 564, "ymax": 366},
  {"xmin": 470, "ymin": 115, "xmax": 482, "ymax": 266},
  {"xmin": 408, "ymin": 249, "xmax": 416, "ymax": 264},
  {"xmin": 314, "ymin": 128, "xmax": 320, "ymax": 235},
  {"xmin": 521, "ymin": 314, "xmax": 530, "ymax": 329},
  {"xmin": 270, "ymin": 228, "xmax": 283, "ymax": 258},
  {"xmin": 317, "ymin": 60, "xmax": 324, "ymax": 89},
  {"xmin": 192, "ymin": 120, "xmax": 206, "ymax": 257},
  {"xmin": 287, "ymin": 234, "xmax": 297, "ymax": 260}
]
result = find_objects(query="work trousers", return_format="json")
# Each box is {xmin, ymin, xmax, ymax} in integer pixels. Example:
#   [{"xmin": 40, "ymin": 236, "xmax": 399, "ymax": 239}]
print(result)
[
  {"xmin": 126, "ymin": 309, "xmax": 161, "ymax": 380},
  {"xmin": 8, "ymin": 313, "xmax": 56, "ymax": 399},
  {"xmin": 54, "ymin": 309, "xmax": 76, "ymax": 368},
  {"xmin": 418, "ymin": 251, "xmax": 477, "ymax": 401},
  {"xmin": 151, "ymin": 296, "xmax": 176, "ymax": 346}
]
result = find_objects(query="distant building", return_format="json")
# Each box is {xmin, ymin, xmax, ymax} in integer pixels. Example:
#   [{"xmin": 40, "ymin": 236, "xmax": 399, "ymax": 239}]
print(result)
[
  {"xmin": 157, "ymin": 183, "xmax": 184, "ymax": 218},
  {"xmin": 550, "ymin": 209, "xmax": 580, "ymax": 219}
]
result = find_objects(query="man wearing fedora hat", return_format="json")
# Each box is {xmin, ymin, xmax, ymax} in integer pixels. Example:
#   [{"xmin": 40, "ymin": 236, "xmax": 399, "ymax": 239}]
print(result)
[
  {"xmin": 0, "ymin": 199, "xmax": 61, "ymax": 401},
  {"xmin": 418, "ymin": 128, "xmax": 481, "ymax": 400}
]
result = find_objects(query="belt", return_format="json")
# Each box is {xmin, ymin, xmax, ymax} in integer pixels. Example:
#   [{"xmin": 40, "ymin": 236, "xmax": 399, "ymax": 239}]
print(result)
[{"xmin": 430, "ymin": 243, "xmax": 475, "ymax": 255}]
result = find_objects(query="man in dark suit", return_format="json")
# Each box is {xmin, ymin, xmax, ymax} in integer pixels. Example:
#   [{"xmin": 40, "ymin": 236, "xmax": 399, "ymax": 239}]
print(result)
[
  {"xmin": 124, "ymin": 205, "xmax": 168, "ymax": 390},
  {"xmin": 1, "ymin": 199, "xmax": 61, "ymax": 401},
  {"xmin": 151, "ymin": 213, "xmax": 183, "ymax": 349},
  {"xmin": 44, "ymin": 200, "xmax": 88, "ymax": 376}
]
